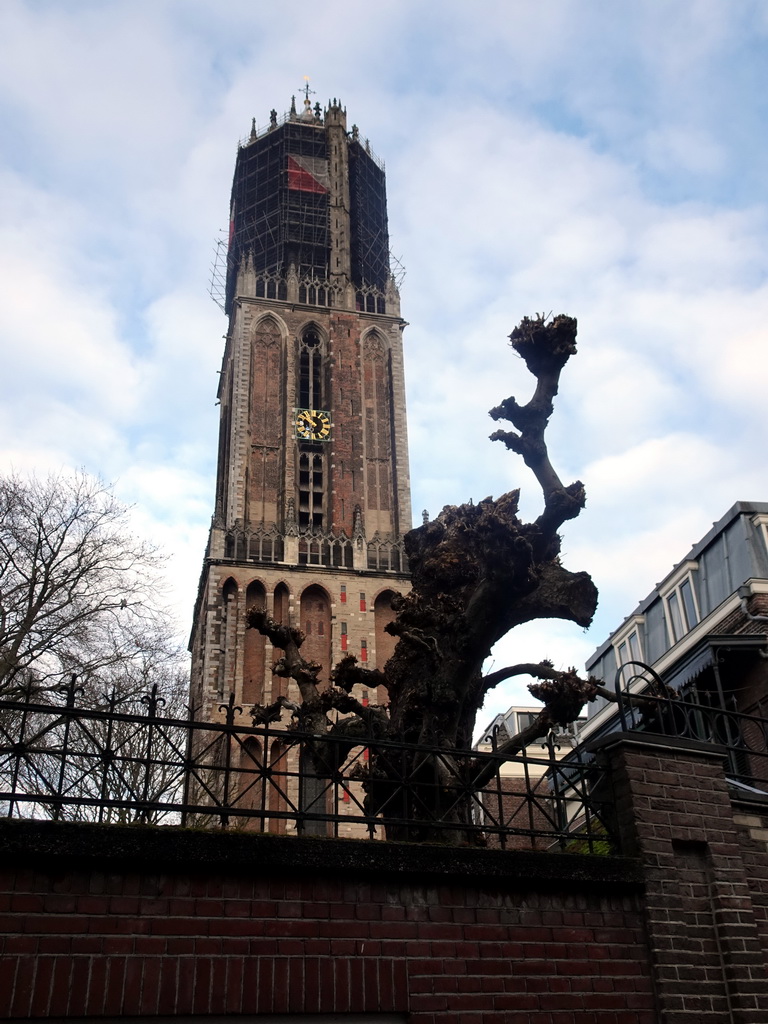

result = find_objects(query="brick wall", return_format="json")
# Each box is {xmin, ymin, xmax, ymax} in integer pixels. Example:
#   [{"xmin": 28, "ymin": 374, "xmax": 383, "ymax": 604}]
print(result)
[
  {"xmin": 596, "ymin": 733, "xmax": 768, "ymax": 1024},
  {"xmin": 732, "ymin": 802, "xmax": 768, "ymax": 966},
  {"xmin": 0, "ymin": 820, "xmax": 653, "ymax": 1023},
  {"xmin": 6, "ymin": 735, "xmax": 768, "ymax": 1021}
]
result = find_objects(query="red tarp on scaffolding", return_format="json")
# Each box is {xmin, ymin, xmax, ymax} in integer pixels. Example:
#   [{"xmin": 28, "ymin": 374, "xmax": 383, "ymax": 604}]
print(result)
[{"xmin": 287, "ymin": 155, "xmax": 328, "ymax": 194}]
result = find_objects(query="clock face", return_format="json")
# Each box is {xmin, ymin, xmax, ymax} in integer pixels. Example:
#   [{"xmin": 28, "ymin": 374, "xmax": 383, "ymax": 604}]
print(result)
[{"xmin": 294, "ymin": 408, "xmax": 331, "ymax": 441}]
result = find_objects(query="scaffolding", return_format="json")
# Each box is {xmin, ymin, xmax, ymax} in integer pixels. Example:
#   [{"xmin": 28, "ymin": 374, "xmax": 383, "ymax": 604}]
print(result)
[
  {"xmin": 349, "ymin": 140, "xmax": 390, "ymax": 291},
  {"xmin": 223, "ymin": 114, "xmax": 393, "ymax": 313},
  {"xmin": 226, "ymin": 121, "xmax": 331, "ymax": 311},
  {"xmin": 208, "ymin": 234, "xmax": 228, "ymax": 313}
]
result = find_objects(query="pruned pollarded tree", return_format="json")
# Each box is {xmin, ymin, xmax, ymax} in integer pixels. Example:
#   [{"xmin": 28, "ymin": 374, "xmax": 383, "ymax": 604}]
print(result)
[{"xmin": 247, "ymin": 315, "xmax": 629, "ymax": 840}]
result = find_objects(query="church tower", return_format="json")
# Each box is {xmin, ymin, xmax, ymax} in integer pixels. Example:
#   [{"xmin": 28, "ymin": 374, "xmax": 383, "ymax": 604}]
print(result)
[{"xmin": 190, "ymin": 94, "xmax": 411, "ymax": 724}]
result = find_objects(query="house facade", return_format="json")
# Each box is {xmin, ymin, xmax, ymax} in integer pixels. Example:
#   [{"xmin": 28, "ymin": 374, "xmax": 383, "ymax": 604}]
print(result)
[{"xmin": 581, "ymin": 500, "xmax": 768, "ymax": 745}]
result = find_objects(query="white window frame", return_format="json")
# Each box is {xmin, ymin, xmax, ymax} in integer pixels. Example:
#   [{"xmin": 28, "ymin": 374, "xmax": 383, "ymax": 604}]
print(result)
[
  {"xmin": 612, "ymin": 616, "xmax": 645, "ymax": 671},
  {"xmin": 752, "ymin": 513, "xmax": 768, "ymax": 558},
  {"xmin": 515, "ymin": 710, "xmax": 539, "ymax": 733},
  {"xmin": 660, "ymin": 560, "xmax": 700, "ymax": 646}
]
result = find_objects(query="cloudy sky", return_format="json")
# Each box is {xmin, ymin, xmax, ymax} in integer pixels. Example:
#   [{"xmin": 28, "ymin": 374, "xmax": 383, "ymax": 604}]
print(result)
[{"xmin": 1, "ymin": 0, "xmax": 767, "ymax": 725}]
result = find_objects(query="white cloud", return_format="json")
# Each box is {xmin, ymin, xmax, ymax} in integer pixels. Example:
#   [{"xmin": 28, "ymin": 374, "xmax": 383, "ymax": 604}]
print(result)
[{"xmin": 479, "ymin": 619, "xmax": 597, "ymax": 730}]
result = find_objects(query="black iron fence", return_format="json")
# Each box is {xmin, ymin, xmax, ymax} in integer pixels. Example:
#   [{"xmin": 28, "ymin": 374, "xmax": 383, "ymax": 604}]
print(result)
[
  {"xmin": 0, "ymin": 680, "xmax": 613, "ymax": 852},
  {"xmin": 4, "ymin": 668, "xmax": 767, "ymax": 848},
  {"xmin": 613, "ymin": 661, "xmax": 768, "ymax": 792}
]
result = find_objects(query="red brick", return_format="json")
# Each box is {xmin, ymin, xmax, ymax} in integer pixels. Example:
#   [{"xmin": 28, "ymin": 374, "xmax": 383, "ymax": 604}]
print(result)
[
  {"xmin": 168, "ymin": 897, "xmax": 196, "ymax": 915},
  {"xmin": 318, "ymin": 957, "xmax": 335, "ymax": 1012},
  {"xmin": 364, "ymin": 956, "xmax": 379, "ymax": 1006},
  {"xmin": 336, "ymin": 957, "xmax": 351, "ymax": 1012},
  {"xmin": 196, "ymin": 898, "xmax": 225, "ymax": 917},
  {"xmin": 9, "ymin": 957, "xmax": 33, "ymax": 1017},
  {"xmin": 103, "ymin": 956, "xmax": 126, "ymax": 1015},
  {"xmin": 265, "ymin": 917, "xmax": 318, "ymax": 938},
  {"xmin": 134, "ymin": 935, "xmax": 167, "ymax": 954},
  {"xmin": 101, "ymin": 935, "xmax": 133, "ymax": 954},
  {"xmin": 286, "ymin": 958, "xmax": 304, "ymax": 1012},
  {"xmin": 140, "ymin": 956, "xmax": 163, "ymax": 1015},
  {"xmin": 208, "ymin": 956, "xmax": 229, "ymax": 1014},
  {"xmin": 68, "ymin": 957, "xmax": 91, "ymax": 1015},
  {"xmin": 272, "ymin": 958, "xmax": 289, "ymax": 1013},
  {"xmin": 239, "ymin": 955, "xmax": 257, "ymax": 1012},
  {"xmin": 350, "ymin": 958, "xmax": 368, "ymax": 1012},
  {"xmin": 466, "ymin": 958, "xmax": 509, "ymax": 975},
  {"xmin": 194, "ymin": 936, "xmax": 222, "ymax": 955},
  {"xmin": 84, "ymin": 955, "xmax": 107, "ymax": 1016},
  {"xmin": 176, "ymin": 957, "xmax": 196, "ymax": 1015},
  {"xmin": 192, "ymin": 956, "xmax": 212, "ymax": 1014},
  {"xmin": 303, "ymin": 956, "xmax": 319, "ymax": 1013},
  {"xmin": 409, "ymin": 992, "xmax": 449, "ymax": 1011},
  {"xmin": 377, "ymin": 958, "xmax": 395, "ymax": 1011},
  {"xmin": 166, "ymin": 937, "xmax": 196, "ymax": 954},
  {"xmin": 10, "ymin": 893, "xmax": 44, "ymax": 913},
  {"xmin": 29, "ymin": 957, "xmax": 53, "ymax": 1016},
  {"xmin": 155, "ymin": 957, "xmax": 178, "ymax": 1016},
  {"xmin": 393, "ymin": 958, "xmax": 408, "ymax": 1009},
  {"xmin": 74, "ymin": 895, "xmax": 107, "ymax": 914},
  {"xmin": 109, "ymin": 896, "xmax": 140, "ymax": 914},
  {"xmin": 123, "ymin": 956, "xmax": 145, "ymax": 1014},
  {"xmin": 49, "ymin": 954, "xmax": 73, "ymax": 1013},
  {"xmin": 224, "ymin": 956, "xmax": 244, "ymax": 1013},
  {"xmin": 2, "ymin": 935, "xmax": 38, "ymax": 954},
  {"xmin": 33, "ymin": 914, "xmax": 89, "ymax": 934},
  {"xmin": 256, "ymin": 957, "xmax": 273, "ymax": 1014}
]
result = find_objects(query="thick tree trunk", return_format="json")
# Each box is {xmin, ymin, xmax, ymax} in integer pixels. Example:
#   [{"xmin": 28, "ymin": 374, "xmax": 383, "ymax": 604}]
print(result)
[{"xmin": 248, "ymin": 315, "xmax": 602, "ymax": 844}]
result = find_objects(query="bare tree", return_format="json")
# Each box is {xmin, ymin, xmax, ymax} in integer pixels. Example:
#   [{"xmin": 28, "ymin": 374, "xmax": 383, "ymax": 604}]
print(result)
[
  {"xmin": 0, "ymin": 470, "xmax": 190, "ymax": 820},
  {"xmin": 246, "ymin": 315, "xmax": 658, "ymax": 841},
  {"xmin": 0, "ymin": 662, "xmax": 190, "ymax": 823},
  {"xmin": 0, "ymin": 471, "xmax": 179, "ymax": 696}
]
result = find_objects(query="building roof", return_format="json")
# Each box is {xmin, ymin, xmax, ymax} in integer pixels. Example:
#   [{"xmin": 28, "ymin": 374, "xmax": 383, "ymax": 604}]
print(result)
[{"xmin": 586, "ymin": 500, "xmax": 768, "ymax": 671}]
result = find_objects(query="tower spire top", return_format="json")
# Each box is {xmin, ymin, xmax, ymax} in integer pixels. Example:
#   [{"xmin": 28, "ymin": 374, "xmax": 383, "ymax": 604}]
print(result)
[{"xmin": 300, "ymin": 76, "xmax": 316, "ymax": 120}]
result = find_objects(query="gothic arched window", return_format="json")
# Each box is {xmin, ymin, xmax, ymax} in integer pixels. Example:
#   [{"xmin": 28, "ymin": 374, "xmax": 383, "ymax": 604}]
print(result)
[
  {"xmin": 299, "ymin": 584, "xmax": 331, "ymax": 683},
  {"xmin": 243, "ymin": 580, "xmax": 266, "ymax": 705},
  {"xmin": 218, "ymin": 577, "xmax": 239, "ymax": 698},
  {"xmin": 299, "ymin": 327, "xmax": 325, "ymax": 410}
]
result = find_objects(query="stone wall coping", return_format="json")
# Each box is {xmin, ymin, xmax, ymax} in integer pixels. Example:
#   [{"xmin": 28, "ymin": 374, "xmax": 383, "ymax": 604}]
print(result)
[
  {"xmin": 586, "ymin": 729, "xmax": 728, "ymax": 761},
  {"xmin": 0, "ymin": 818, "xmax": 643, "ymax": 891}
]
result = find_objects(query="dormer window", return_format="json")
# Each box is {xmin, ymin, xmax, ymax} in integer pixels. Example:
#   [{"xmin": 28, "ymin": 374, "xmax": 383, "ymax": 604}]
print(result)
[
  {"xmin": 661, "ymin": 562, "xmax": 700, "ymax": 645},
  {"xmin": 617, "ymin": 629, "xmax": 642, "ymax": 666},
  {"xmin": 666, "ymin": 578, "xmax": 698, "ymax": 643},
  {"xmin": 612, "ymin": 616, "xmax": 645, "ymax": 676}
]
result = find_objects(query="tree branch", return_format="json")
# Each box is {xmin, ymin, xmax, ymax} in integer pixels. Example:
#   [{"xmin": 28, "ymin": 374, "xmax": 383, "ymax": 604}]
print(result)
[
  {"xmin": 489, "ymin": 314, "xmax": 585, "ymax": 533},
  {"xmin": 481, "ymin": 660, "xmax": 560, "ymax": 692},
  {"xmin": 245, "ymin": 607, "xmax": 322, "ymax": 705},
  {"xmin": 331, "ymin": 654, "xmax": 388, "ymax": 694},
  {"xmin": 250, "ymin": 693, "xmax": 301, "ymax": 725}
]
